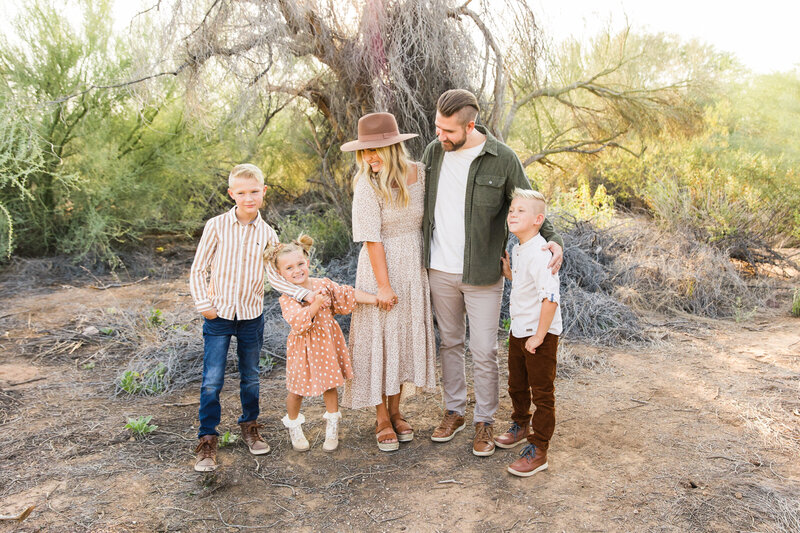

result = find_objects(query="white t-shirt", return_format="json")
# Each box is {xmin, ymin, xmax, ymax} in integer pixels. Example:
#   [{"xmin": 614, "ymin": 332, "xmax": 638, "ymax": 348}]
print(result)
[
  {"xmin": 430, "ymin": 142, "xmax": 485, "ymax": 274},
  {"xmin": 509, "ymin": 233, "xmax": 563, "ymax": 337}
]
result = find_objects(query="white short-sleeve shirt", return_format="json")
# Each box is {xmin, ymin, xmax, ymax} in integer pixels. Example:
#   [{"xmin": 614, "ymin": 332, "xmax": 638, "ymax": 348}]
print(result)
[{"xmin": 509, "ymin": 233, "xmax": 563, "ymax": 337}]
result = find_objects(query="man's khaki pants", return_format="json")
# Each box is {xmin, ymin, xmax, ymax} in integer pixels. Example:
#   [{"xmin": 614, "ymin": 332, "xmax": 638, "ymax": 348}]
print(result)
[{"xmin": 428, "ymin": 269, "xmax": 504, "ymax": 424}]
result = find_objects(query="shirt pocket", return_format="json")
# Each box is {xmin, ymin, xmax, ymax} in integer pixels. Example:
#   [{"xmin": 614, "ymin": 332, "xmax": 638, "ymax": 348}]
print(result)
[{"xmin": 473, "ymin": 175, "xmax": 507, "ymax": 208}]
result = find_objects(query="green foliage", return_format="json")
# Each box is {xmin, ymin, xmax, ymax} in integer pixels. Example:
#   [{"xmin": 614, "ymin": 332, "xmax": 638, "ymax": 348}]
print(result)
[
  {"xmin": 124, "ymin": 415, "xmax": 158, "ymax": 438},
  {"xmin": 259, "ymin": 353, "xmax": 274, "ymax": 372},
  {"xmin": 218, "ymin": 430, "xmax": 239, "ymax": 448},
  {"xmin": 593, "ymin": 102, "xmax": 800, "ymax": 254},
  {"xmin": 117, "ymin": 362, "xmax": 168, "ymax": 395},
  {"xmin": 551, "ymin": 182, "xmax": 615, "ymax": 227},
  {"xmin": 148, "ymin": 309, "xmax": 165, "ymax": 327},
  {"xmin": 727, "ymin": 72, "xmax": 800, "ymax": 162},
  {"xmin": 792, "ymin": 289, "xmax": 800, "ymax": 318},
  {"xmin": 0, "ymin": 0, "xmax": 224, "ymax": 265},
  {"xmin": 278, "ymin": 209, "xmax": 352, "ymax": 263}
]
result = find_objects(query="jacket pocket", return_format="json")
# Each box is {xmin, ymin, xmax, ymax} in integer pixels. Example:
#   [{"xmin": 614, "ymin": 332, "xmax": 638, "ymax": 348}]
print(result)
[{"xmin": 473, "ymin": 175, "xmax": 507, "ymax": 208}]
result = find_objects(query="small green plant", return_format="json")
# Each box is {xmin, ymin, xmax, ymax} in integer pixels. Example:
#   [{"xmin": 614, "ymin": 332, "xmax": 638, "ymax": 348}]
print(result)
[
  {"xmin": 100, "ymin": 327, "xmax": 114, "ymax": 335},
  {"xmin": 117, "ymin": 362, "xmax": 168, "ymax": 395},
  {"xmin": 81, "ymin": 362, "xmax": 95, "ymax": 370},
  {"xmin": 218, "ymin": 430, "xmax": 239, "ymax": 448},
  {"xmin": 792, "ymin": 288, "xmax": 800, "ymax": 317},
  {"xmin": 259, "ymin": 353, "xmax": 274, "ymax": 371},
  {"xmin": 733, "ymin": 297, "xmax": 758, "ymax": 323},
  {"xmin": 148, "ymin": 309, "xmax": 165, "ymax": 327},
  {"xmin": 124, "ymin": 415, "xmax": 157, "ymax": 438}
]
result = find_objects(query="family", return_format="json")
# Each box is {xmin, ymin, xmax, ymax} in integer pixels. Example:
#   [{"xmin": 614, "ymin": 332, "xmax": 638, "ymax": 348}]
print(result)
[{"xmin": 188, "ymin": 89, "xmax": 565, "ymax": 478}]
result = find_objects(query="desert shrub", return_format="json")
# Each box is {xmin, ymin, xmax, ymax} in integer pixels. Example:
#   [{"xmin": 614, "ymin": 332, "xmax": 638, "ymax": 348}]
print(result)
[
  {"xmin": 607, "ymin": 219, "xmax": 769, "ymax": 318},
  {"xmin": 277, "ymin": 208, "xmax": 353, "ymax": 264},
  {"xmin": 551, "ymin": 182, "xmax": 616, "ymax": 228},
  {"xmin": 792, "ymin": 289, "xmax": 800, "ymax": 318},
  {"xmin": 596, "ymin": 106, "xmax": 800, "ymax": 254}
]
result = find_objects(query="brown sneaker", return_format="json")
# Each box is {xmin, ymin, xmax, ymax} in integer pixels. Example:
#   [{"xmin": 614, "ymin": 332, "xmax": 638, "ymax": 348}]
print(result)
[
  {"xmin": 472, "ymin": 422, "xmax": 495, "ymax": 456},
  {"xmin": 240, "ymin": 420, "xmax": 271, "ymax": 455},
  {"xmin": 494, "ymin": 422, "xmax": 530, "ymax": 449},
  {"xmin": 507, "ymin": 444, "xmax": 548, "ymax": 477},
  {"xmin": 194, "ymin": 435, "xmax": 218, "ymax": 472},
  {"xmin": 431, "ymin": 410, "xmax": 466, "ymax": 442}
]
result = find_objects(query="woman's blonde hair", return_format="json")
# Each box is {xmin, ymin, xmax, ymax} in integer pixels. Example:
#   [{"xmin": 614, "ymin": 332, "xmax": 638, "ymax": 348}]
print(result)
[
  {"xmin": 354, "ymin": 142, "xmax": 413, "ymax": 207},
  {"xmin": 264, "ymin": 234, "xmax": 314, "ymax": 270}
]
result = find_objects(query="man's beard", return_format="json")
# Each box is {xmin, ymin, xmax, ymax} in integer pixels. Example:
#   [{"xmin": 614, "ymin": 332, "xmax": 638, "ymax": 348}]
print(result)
[{"xmin": 442, "ymin": 135, "xmax": 467, "ymax": 152}]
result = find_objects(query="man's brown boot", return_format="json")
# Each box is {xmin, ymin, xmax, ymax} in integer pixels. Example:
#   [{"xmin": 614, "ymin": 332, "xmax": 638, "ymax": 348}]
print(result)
[
  {"xmin": 494, "ymin": 422, "xmax": 530, "ymax": 449},
  {"xmin": 507, "ymin": 443, "xmax": 548, "ymax": 477},
  {"xmin": 194, "ymin": 435, "xmax": 218, "ymax": 472},
  {"xmin": 240, "ymin": 420, "xmax": 271, "ymax": 455},
  {"xmin": 472, "ymin": 422, "xmax": 495, "ymax": 456},
  {"xmin": 431, "ymin": 410, "xmax": 466, "ymax": 442}
]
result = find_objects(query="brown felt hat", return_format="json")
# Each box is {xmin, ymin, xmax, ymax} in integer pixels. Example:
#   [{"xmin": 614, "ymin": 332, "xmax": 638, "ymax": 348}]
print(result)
[{"xmin": 340, "ymin": 112, "xmax": 418, "ymax": 152}]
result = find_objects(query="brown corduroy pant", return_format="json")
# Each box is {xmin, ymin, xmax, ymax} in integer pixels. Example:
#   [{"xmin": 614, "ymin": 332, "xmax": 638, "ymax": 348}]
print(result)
[{"xmin": 507, "ymin": 332, "xmax": 559, "ymax": 450}]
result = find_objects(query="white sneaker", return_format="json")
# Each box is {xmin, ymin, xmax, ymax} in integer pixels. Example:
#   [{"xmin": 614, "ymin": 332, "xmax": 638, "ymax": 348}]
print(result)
[
  {"xmin": 281, "ymin": 414, "xmax": 309, "ymax": 452},
  {"xmin": 322, "ymin": 411, "xmax": 341, "ymax": 452}
]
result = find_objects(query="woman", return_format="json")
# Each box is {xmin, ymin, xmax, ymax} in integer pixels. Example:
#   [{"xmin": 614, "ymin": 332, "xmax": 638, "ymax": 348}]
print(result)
[{"xmin": 340, "ymin": 112, "xmax": 437, "ymax": 451}]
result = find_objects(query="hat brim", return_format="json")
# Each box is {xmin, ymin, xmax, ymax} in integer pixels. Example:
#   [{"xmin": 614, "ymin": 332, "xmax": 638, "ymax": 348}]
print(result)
[{"xmin": 340, "ymin": 133, "xmax": 418, "ymax": 152}]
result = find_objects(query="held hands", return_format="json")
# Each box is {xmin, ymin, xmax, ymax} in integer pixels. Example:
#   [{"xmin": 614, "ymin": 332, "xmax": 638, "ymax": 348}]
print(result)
[
  {"xmin": 310, "ymin": 289, "xmax": 332, "ymax": 311},
  {"xmin": 545, "ymin": 242, "xmax": 563, "ymax": 275},
  {"xmin": 201, "ymin": 309, "xmax": 218, "ymax": 320},
  {"xmin": 525, "ymin": 334, "xmax": 545, "ymax": 354},
  {"xmin": 302, "ymin": 291, "xmax": 316, "ymax": 304},
  {"xmin": 375, "ymin": 285, "xmax": 398, "ymax": 312},
  {"xmin": 500, "ymin": 251, "xmax": 512, "ymax": 280}
]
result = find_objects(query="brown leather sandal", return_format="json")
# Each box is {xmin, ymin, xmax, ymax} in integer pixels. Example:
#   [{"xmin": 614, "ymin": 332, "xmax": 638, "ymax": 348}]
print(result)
[
  {"xmin": 390, "ymin": 413, "xmax": 414, "ymax": 443},
  {"xmin": 375, "ymin": 420, "xmax": 399, "ymax": 452}
]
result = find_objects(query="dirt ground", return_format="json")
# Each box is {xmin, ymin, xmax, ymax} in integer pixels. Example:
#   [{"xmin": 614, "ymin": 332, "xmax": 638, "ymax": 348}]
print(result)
[{"xmin": 0, "ymin": 263, "xmax": 798, "ymax": 533}]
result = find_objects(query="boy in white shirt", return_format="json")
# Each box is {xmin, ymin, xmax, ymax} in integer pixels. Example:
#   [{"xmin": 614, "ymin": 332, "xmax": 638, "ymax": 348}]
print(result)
[{"xmin": 497, "ymin": 188, "xmax": 563, "ymax": 477}]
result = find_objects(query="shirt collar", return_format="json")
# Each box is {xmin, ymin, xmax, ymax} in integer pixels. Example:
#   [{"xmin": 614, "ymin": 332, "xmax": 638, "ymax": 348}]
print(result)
[
  {"xmin": 474, "ymin": 125, "xmax": 498, "ymax": 156},
  {"xmin": 226, "ymin": 206, "xmax": 262, "ymax": 226},
  {"xmin": 517, "ymin": 232, "xmax": 545, "ymax": 250}
]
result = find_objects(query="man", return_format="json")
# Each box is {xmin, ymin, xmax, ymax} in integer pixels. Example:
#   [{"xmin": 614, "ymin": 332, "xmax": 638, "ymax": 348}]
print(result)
[{"xmin": 422, "ymin": 89, "xmax": 564, "ymax": 456}]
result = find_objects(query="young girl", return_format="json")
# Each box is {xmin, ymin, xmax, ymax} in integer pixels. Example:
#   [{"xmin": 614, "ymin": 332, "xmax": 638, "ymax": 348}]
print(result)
[{"xmin": 265, "ymin": 235, "xmax": 377, "ymax": 452}]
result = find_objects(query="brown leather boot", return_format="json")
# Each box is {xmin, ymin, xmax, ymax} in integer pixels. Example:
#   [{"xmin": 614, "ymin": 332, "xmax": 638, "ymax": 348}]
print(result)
[
  {"xmin": 507, "ymin": 443, "xmax": 548, "ymax": 477},
  {"xmin": 472, "ymin": 422, "xmax": 495, "ymax": 456},
  {"xmin": 431, "ymin": 410, "xmax": 466, "ymax": 442},
  {"xmin": 239, "ymin": 420, "xmax": 271, "ymax": 455},
  {"xmin": 194, "ymin": 435, "xmax": 218, "ymax": 472},
  {"xmin": 494, "ymin": 422, "xmax": 530, "ymax": 449}
]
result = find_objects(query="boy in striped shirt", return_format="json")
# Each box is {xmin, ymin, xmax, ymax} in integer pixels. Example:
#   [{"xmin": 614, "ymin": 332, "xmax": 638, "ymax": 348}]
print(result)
[{"xmin": 189, "ymin": 164, "xmax": 310, "ymax": 472}]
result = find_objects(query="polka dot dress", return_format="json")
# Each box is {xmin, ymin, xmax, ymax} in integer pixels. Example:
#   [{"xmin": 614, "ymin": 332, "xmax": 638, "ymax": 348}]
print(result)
[{"xmin": 279, "ymin": 278, "xmax": 355, "ymax": 397}]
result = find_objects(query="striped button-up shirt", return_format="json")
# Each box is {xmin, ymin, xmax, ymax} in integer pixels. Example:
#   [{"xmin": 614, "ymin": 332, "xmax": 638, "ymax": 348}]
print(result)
[{"xmin": 189, "ymin": 207, "xmax": 309, "ymax": 320}]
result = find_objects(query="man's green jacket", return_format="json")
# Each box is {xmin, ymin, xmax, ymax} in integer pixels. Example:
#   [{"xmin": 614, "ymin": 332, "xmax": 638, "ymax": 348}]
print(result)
[{"xmin": 421, "ymin": 125, "xmax": 563, "ymax": 286}]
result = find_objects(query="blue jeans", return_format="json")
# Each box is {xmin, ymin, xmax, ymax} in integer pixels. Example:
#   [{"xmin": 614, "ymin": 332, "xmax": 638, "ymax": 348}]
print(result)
[{"xmin": 197, "ymin": 314, "xmax": 264, "ymax": 438}]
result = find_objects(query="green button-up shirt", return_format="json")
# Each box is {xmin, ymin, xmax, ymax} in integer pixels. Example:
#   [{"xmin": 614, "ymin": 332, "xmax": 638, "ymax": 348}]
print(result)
[{"xmin": 422, "ymin": 125, "xmax": 563, "ymax": 286}]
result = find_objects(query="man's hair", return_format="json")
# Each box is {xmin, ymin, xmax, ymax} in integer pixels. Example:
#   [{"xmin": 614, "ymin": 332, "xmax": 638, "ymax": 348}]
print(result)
[
  {"xmin": 437, "ymin": 89, "xmax": 480, "ymax": 126},
  {"xmin": 512, "ymin": 188, "xmax": 547, "ymax": 215},
  {"xmin": 228, "ymin": 163, "xmax": 265, "ymax": 186}
]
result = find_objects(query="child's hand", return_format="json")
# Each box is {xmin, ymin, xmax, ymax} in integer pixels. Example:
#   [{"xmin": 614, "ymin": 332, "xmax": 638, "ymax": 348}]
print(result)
[
  {"xmin": 525, "ymin": 334, "xmax": 544, "ymax": 354},
  {"xmin": 500, "ymin": 251, "xmax": 512, "ymax": 280},
  {"xmin": 376, "ymin": 285, "xmax": 397, "ymax": 312},
  {"xmin": 310, "ymin": 289, "xmax": 331, "ymax": 309},
  {"xmin": 201, "ymin": 309, "xmax": 218, "ymax": 320},
  {"xmin": 303, "ymin": 291, "xmax": 316, "ymax": 304}
]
